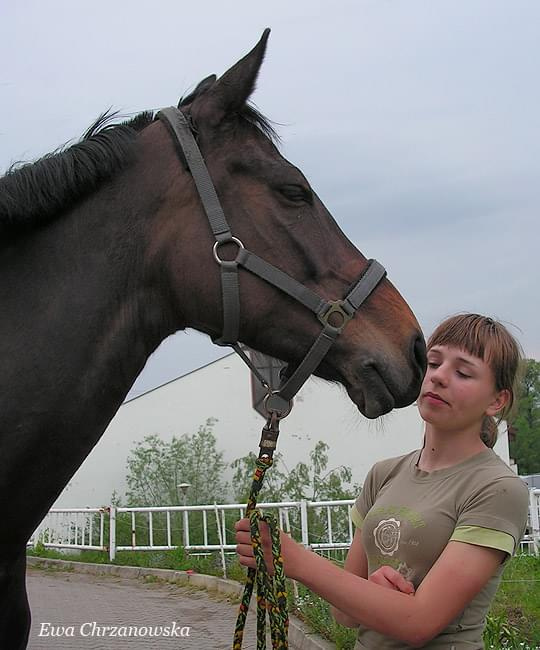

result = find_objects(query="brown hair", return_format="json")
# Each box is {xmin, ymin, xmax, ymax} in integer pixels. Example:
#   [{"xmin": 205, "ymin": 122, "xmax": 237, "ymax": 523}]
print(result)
[{"xmin": 427, "ymin": 314, "xmax": 523, "ymax": 448}]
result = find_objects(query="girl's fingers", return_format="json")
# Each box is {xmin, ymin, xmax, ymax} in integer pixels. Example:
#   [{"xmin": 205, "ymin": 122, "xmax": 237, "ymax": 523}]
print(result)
[
  {"xmin": 235, "ymin": 531, "xmax": 252, "ymax": 545},
  {"xmin": 391, "ymin": 575, "xmax": 415, "ymax": 594},
  {"xmin": 369, "ymin": 566, "xmax": 415, "ymax": 594},
  {"xmin": 236, "ymin": 543, "xmax": 254, "ymax": 558},
  {"xmin": 370, "ymin": 574, "xmax": 396, "ymax": 589},
  {"xmin": 402, "ymin": 580, "xmax": 415, "ymax": 594},
  {"xmin": 235, "ymin": 521, "xmax": 272, "ymax": 548},
  {"xmin": 385, "ymin": 569, "xmax": 414, "ymax": 594}
]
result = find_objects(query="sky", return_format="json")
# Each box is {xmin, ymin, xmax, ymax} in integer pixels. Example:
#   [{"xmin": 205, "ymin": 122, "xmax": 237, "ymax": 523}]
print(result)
[{"xmin": 1, "ymin": 0, "xmax": 538, "ymax": 400}]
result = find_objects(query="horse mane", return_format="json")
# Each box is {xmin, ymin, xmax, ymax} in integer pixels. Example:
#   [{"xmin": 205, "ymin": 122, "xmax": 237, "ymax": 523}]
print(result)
[
  {"xmin": 0, "ymin": 111, "xmax": 154, "ymax": 238},
  {"xmin": 0, "ymin": 89, "xmax": 278, "ymax": 239}
]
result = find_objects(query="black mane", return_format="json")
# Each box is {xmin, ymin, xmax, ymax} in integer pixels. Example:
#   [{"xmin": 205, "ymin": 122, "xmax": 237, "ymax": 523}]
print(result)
[
  {"xmin": 234, "ymin": 103, "xmax": 280, "ymax": 143},
  {"xmin": 0, "ymin": 94, "xmax": 277, "ymax": 239},
  {"xmin": 0, "ymin": 111, "xmax": 154, "ymax": 238}
]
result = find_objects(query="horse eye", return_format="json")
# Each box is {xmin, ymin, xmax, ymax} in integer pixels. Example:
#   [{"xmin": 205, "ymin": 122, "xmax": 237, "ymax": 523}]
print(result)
[{"xmin": 279, "ymin": 184, "xmax": 313, "ymax": 205}]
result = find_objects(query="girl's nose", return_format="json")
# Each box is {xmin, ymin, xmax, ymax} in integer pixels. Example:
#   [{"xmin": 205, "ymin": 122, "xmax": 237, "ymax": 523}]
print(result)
[{"xmin": 430, "ymin": 364, "xmax": 448, "ymax": 386}]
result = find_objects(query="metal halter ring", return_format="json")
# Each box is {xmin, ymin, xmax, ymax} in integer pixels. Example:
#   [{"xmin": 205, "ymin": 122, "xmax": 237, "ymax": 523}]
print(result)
[
  {"xmin": 213, "ymin": 237, "xmax": 245, "ymax": 265},
  {"xmin": 263, "ymin": 391, "xmax": 293, "ymax": 419}
]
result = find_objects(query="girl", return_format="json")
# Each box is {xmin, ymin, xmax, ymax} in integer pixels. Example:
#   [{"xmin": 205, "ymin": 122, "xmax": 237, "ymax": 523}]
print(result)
[{"xmin": 235, "ymin": 314, "xmax": 529, "ymax": 649}]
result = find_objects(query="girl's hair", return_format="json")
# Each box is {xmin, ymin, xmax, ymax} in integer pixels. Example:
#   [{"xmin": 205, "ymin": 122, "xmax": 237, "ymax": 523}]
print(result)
[{"xmin": 427, "ymin": 314, "xmax": 523, "ymax": 448}]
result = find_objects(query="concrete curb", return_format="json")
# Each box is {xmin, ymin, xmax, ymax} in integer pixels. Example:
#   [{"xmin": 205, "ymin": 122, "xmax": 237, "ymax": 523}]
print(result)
[{"xmin": 27, "ymin": 556, "xmax": 336, "ymax": 649}]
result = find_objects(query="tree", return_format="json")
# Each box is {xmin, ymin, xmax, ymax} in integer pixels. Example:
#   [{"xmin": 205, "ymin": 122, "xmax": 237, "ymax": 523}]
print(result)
[
  {"xmin": 125, "ymin": 418, "xmax": 228, "ymax": 506},
  {"xmin": 232, "ymin": 441, "xmax": 360, "ymax": 546},
  {"xmin": 509, "ymin": 359, "xmax": 540, "ymax": 475},
  {"xmin": 231, "ymin": 451, "xmax": 289, "ymax": 504},
  {"xmin": 231, "ymin": 441, "xmax": 360, "ymax": 504},
  {"xmin": 280, "ymin": 441, "xmax": 361, "ymax": 545},
  {"xmin": 280, "ymin": 441, "xmax": 360, "ymax": 502}
]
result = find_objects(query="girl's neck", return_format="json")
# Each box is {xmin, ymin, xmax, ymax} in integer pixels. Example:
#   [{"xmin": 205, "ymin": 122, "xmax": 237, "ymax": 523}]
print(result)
[{"xmin": 418, "ymin": 423, "xmax": 488, "ymax": 472}]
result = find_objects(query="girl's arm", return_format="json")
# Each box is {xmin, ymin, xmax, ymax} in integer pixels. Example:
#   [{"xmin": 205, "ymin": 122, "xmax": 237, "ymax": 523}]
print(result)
[
  {"xmin": 236, "ymin": 520, "xmax": 505, "ymax": 647},
  {"xmin": 329, "ymin": 528, "xmax": 367, "ymax": 628},
  {"xmin": 331, "ymin": 528, "xmax": 416, "ymax": 628}
]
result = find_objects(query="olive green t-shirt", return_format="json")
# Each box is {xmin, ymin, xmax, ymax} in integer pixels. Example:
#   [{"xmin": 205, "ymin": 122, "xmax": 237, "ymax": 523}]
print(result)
[{"xmin": 351, "ymin": 448, "xmax": 529, "ymax": 649}]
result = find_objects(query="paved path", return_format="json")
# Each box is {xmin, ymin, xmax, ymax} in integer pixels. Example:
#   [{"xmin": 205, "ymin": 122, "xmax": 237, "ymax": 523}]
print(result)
[{"xmin": 26, "ymin": 567, "xmax": 292, "ymax": 649}]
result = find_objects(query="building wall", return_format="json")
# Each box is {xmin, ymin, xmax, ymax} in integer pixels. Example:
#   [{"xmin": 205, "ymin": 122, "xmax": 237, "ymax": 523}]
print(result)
[
  {"xmin": 54, "ymin": 353, "xmax": 511, "ymax": 507},
  {"xmin": 522, "ymin": 474, "xmax": 540, "ymax": 489}
]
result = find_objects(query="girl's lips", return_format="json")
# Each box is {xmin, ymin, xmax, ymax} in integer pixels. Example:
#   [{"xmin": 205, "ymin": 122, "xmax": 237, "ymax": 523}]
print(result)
[{"xmin": 424, "ymin": 392, "xmax": 449, "ymax": 406}]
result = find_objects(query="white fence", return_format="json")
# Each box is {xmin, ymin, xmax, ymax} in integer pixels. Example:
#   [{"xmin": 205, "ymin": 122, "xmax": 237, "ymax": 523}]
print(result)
[
  {"xmin": 30, "ymin": 498, "xmax": 355, "ymax": 563},
  {"xmin": 524, "ymin": 487, "xmax": 540, "ymax": 553},
  {"xmin": 32, "ymin": 507, "xmax": 109, "ymax": 551},
  {"xmin": 30, "ymin": 489, "xmax": 540, "ymax": 563}
]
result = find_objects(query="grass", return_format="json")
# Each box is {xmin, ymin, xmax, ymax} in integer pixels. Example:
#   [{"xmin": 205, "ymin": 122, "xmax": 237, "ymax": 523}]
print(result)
[
  {"xmin": 27, "ymin": 545, "xmax": 540, "ymax": 649},
  {"xmin": 487, "ymin": 553, "xmax": 540, "ymax": 647},
  {"xmin": 288, "ymin": 583, "xmax": 357, "ymax": 650},
  {"xmin": 27, "ymin": 543, "xmax": 247, "ymax": 583}
]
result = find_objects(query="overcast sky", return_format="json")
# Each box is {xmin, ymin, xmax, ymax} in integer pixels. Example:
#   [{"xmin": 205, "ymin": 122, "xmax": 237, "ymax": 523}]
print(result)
[{"xmin": 1, "ymin": 1, "xmax": 538, "ymax": 399}]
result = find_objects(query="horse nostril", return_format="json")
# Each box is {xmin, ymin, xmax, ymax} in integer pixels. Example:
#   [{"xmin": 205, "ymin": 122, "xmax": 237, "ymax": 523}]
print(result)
[{"xmin": 413, "ymin": 334, "xmax": 427, "ymax": 374}]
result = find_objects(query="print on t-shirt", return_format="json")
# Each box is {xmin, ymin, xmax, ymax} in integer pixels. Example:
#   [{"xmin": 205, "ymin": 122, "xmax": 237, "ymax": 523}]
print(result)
[
  {"xmin": 373, "ymin": 517, "xmax": 401, "ymax": 556},
  {"xmin": 369, "ymin": 510, "xmax": 420, "ymax": 582}
]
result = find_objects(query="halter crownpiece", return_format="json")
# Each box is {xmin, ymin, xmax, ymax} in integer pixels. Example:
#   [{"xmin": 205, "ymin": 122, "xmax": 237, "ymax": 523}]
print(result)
[{"xmin": 157, "ymin": 107, "xmax": 386, "ymax": 417}]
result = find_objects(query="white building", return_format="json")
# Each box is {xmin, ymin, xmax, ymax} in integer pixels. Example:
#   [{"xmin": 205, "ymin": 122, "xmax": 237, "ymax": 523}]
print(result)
[{"xmin": 54, "ymin": 351, "xmax": 512, "ymax": 507}]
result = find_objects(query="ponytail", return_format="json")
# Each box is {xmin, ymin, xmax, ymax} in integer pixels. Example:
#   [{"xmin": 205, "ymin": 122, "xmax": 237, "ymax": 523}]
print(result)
[{"xmin": 480, "ymin": 415, "xmax": 498, "ymax": 448}]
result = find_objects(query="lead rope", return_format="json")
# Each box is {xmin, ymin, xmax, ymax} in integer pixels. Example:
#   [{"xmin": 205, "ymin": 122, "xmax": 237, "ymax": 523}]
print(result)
[{"xmin": 233, "ymin": 413, "xmax": 289, "ymax": 650}]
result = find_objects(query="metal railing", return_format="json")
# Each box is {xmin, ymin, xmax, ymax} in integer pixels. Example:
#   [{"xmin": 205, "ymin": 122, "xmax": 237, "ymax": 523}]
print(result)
[
  {"xmin": 32, "ymin": 508, "xmax": 108, "ymax": 551},
  {"xmin": 29, "ymin": 499, "xmax": 355, "ymax": 563},
  {"xmin": 523, "ymin": 487, "xmax": 540, "ymax": 554},
  {"xmin": 29, "ymin": 489, "xmax": 540, "ymax": 562}
]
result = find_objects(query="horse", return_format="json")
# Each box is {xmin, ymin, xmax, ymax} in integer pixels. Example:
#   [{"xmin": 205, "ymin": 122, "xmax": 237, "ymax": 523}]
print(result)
[{"xmin": 0, "ymin": 30, "xmax": 426, "ymax": 649}]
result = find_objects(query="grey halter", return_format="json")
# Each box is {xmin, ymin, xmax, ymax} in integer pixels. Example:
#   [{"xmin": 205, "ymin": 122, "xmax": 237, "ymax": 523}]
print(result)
[{"xmin": 157, "ymin": 107, "xmax": 386, "ymax": 418}]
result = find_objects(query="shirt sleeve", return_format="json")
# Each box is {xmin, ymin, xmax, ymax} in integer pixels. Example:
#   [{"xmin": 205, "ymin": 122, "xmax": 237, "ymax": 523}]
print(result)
[
  {"xmin": 450, "ymin": 476, "xmax": 529, "ymax": 556},
  {"xmin": 351, "ymin": 464, "xmax": 379, "ymax": 529}
]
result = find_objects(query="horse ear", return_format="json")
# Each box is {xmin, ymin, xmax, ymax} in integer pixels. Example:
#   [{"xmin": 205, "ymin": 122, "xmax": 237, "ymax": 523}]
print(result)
[
  {"xmin": 178, "ymin": 75, "xmax": 217, "ymax": 108},
  {"xmin": 195, "ymin": 74, "xmax": 217, "ymax": 93},
  {"xmin": 193, "ymin": 29, "xmax": 270, "ymax": 125}
]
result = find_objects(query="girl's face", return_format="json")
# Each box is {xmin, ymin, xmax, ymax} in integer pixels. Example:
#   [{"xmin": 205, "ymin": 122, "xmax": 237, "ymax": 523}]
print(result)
[{"xmin": 417, "ymin": 345, "xmax": 509, "ymax": 432}]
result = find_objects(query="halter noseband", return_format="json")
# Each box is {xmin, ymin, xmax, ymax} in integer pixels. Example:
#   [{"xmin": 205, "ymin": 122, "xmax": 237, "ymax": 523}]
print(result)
[{"xmin": 157, "ymin": 107, "xmax": 386, "ymax": 417}]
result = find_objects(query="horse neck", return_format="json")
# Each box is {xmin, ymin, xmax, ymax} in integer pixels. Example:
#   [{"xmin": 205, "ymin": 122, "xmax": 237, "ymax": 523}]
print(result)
[{"xmin": 0, "ymin": 143, "xmax": 184, "ymax": 536}]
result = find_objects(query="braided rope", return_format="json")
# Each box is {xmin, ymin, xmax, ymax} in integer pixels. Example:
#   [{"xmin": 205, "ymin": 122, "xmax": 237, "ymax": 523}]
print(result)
[{"xmin": 233, "ymin": 457, "xmax": 289, "ymax": 649}]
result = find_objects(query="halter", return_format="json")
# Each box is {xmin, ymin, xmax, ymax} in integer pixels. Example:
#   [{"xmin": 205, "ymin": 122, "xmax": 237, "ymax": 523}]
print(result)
[{"xmin": 157, "ymin": 107, "xmax": 386, "ymax": 417}]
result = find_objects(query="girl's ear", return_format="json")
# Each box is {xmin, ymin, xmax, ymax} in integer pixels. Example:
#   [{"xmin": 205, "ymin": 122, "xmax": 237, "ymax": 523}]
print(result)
[{"xmin": 486, "ymin": 388, "xmax": 510, "ymax": 416}]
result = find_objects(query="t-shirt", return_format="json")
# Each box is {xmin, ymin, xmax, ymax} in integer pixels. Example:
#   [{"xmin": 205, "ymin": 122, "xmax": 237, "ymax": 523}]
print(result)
[{"xmin": 350, "ymin": 448, "xmax": 529, "ymax": 649}]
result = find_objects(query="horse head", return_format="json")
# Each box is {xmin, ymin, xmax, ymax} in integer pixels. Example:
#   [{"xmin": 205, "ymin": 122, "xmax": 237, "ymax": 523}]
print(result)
[{"xmin": 144, "ymin": 30, "xmax": 426, "ymax": 418}]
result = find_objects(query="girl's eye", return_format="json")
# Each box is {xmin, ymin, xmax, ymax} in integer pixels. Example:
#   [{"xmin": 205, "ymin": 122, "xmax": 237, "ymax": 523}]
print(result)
[
  {"xmin": 457, "ymin": 371, "xmax": 471, "ymax": 378},
  {"xmin": 427, "ymin": 362, "xmax": 439, "ymax": 369}
]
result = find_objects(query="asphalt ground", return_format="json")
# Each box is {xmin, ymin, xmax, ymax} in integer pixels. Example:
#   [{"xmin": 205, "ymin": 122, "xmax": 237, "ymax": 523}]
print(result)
[{"xmin": 26, "ymin": 567, "xmax": 285, "ymax": 649}]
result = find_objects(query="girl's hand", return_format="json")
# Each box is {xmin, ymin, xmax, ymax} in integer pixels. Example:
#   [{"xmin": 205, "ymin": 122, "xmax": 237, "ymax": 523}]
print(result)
[
  {"xmin": 369, "ymin": 566, "xmax": 415, "ymax": 594},
  {"xmin": 235, "ymin": 517, "xmax": 274, "ymax": 573},
  {"xmin": 235, "ymin": 518, "xmax": 303, "ymax": 578}
]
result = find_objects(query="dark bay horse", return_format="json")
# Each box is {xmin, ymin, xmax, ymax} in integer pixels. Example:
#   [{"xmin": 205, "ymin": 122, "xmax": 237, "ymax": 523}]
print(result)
[{"xmin": 0, "ymin": 31, "xmax": 425, "ymax": 649}]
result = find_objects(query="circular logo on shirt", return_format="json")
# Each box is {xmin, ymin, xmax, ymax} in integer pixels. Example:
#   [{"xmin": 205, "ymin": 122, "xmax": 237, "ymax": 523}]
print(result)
[{"xmin": 373, "ymin": 518, "xmax": 401, "ymax": 556}]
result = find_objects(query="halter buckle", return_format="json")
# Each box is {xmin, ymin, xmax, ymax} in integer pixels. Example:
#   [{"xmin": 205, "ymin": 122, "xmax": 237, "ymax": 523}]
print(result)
[{"xmin": 318, "ymin": 300, "xmax": 354, "ymax": 332}]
